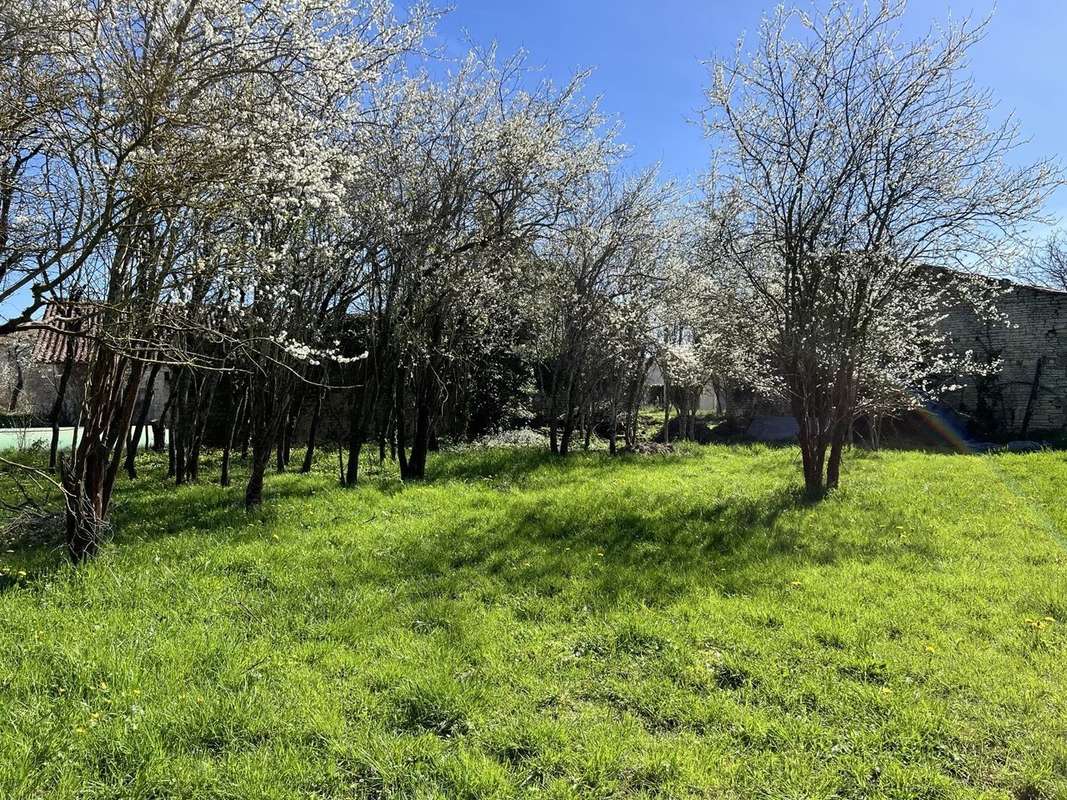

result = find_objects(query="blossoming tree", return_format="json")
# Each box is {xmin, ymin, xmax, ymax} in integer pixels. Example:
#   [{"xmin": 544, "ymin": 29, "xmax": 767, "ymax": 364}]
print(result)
[{"xmin": 702, "ymin": 0, "xmax": 1060, "ymax": 495}]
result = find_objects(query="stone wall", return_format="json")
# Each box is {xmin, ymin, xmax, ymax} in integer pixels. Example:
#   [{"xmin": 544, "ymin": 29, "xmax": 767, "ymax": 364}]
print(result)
[
  {"xmin": 941, "ymin": 281, "xmax": 1067, "ymax": 437},
  {"xmin": 644, "ymin": 363, "xmax": 721, "ymax": 412}
]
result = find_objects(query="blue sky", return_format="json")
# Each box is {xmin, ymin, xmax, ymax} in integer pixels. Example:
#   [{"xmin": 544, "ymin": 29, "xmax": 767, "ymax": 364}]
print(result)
[{"xmin": 434, "ymin": 1, "xmax": 1067, "ymax": 225}]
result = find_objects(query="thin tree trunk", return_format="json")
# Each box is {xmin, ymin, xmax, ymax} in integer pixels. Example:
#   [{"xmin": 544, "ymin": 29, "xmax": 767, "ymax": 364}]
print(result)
[
  {"xmin": 301, "ymin": 390, "xmax": 323, "ymax": 474},
  {"xmin": 662, "ymin": 378, "xmax": 671, "ymax": 445},
  {"xmin": 48, "ymin": 355, "xmax": 76, "ymax": 471},
  {"xmin": 187, "ymin": 373, "xmax": 219, "ymax": 482},
  {"xmin": 221, "ymin": 386, "xmax": 245, "ymax": 487},
  {"xmin": 282, "ymin": 391, "xmax": 302, "ymax": 468},
  {"xmin": 395, "ymin": 372, "xmax": 409, "ymax": 479},
  {"xmin": 167, "ymin": 408, "xmax": 176, "ymax": 478},
  {"xmin": 239, "ymin": 386, "xmax": 251, "ymax": 460},
  {"xmin": 378, "ymin": 406, "xmax": 390, "ymax": 465},
  {"xmin": 124, "ymin": 362, "xmax": 161, "ymax": 479},
  {"xmin": 345, "ymin": 385, "xmax": 367, "ymax": 486},
  {"xmin": 172, "ymin": 370, "xmax": 188, "ymax": 484},
  {"xmin": 338, "ymin": 436, "xmax": 345, "ymax": 485},
  {"xmin": 9, "ymin": 361, "xmax": 22, "ymax": 412},
  {"xmin": 609, "ymin": 396, "xmax": 618, "ymax": 455},
  {"xmin": 151, "ymin": 418, "xmax": 165, "ymax": 451},
  {"xmin": 277, "ymin": 390, "xmax": 302, "ymax": 473}
]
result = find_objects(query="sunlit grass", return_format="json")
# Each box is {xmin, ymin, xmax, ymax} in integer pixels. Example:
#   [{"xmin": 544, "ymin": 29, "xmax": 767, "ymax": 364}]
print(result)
[{"xmin": 0, "ymin": 443, "xmax": 1064, "ymax": 798}]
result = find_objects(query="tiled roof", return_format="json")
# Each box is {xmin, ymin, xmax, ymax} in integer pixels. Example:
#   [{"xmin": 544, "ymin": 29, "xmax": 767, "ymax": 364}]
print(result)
[{"xmin": 30, "ymin": 301, "xmax": 100, "ymax": 364}]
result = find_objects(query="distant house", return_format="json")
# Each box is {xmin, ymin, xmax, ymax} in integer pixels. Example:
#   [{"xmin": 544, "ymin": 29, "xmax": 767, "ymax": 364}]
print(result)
[
  {"xmin": 672, "ymin": 271, "xmax": 1067, "ymax": 443},
  {"xmin": 940, "ymin": 278, "xmax": 1067, "ymax": 439},
  {"xmin": 643, "ymin": 362, "xmax": 722, "ymax": 413},
  {"xmin": 0, "ymin": 301, "xmax": 166, "ymax": 426},
  {"xmin": 0, "ymin": 302, "xmax": 92, "ymax": 423}
]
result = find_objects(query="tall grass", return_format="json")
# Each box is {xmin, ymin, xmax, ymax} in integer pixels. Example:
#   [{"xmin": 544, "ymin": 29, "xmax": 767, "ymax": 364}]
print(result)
[{"xmin": 0, "ymin": 444, "xmax": 1064, "ymax": 798}]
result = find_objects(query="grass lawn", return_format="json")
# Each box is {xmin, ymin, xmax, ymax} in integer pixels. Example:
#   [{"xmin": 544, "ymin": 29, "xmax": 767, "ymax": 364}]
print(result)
[{"xmin": 0, "ymin": 444, "xmax": 1065, "ymax": 799}]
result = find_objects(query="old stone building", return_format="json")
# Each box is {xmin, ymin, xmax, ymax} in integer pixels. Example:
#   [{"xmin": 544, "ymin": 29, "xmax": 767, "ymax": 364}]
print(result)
[
  {"xmin": 705, "ymin": 270, "xmax": 1067, "ymax": 443},
  {"xmin": 941, "ymin": 278, "xmax": 1067, "ymax": 438},
  {"xmin": 0, "ymin": 321, "xmax": 87, "ymax": 424},
  {"xmin": 643, "ymin": 362, "xmax": 721, "ymax": 413},
  {"xmin": 0, "ymin": 301, "xmax": 166, "ymax": 426}
]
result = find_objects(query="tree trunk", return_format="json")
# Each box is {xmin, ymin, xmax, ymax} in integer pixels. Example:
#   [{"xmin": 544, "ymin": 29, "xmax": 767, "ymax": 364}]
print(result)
[
  {"xmin": 245, "ymin": 441, "xmax": 269, "ymax": 509},
  {"xmin": 794, "ymin": 397, "xmax": 829, "ymax": 498},
  {"xmin": 395, "ymin": 372, "xmax": 409, "ymax": 479},
  {"xmin": 47, "ymin": 380, "xmax": 69, "ymax": 472},
  {"xmin": 825, "ymin": 435, "xmax": 844, "ymax": 490},
  {"xmin": 171, "ymin": 370, "xmax": 189, "ymax": 484},
  {"xmin": 406, "ymin": 390, "xmax": 432, "ymax": 480},
  {"xmin": 283, "ymin": 391, "xmax": 302, "ymax": 468},
  {"xmin": 378, "ymin": 407, "xmax": 390, "ymax": 465},
  {"xmin": 187, "ymin": 373, "xmax": 219, "ymax": 482},
  {"xmin": 9, "ymin": 360, "xmax": 22, "ymax": 412},
  {"xmin": 220, "ymin": 385, "xmax": 245, "ymax": 487},
  {"xmin": 151, "ymin": 418, "xmax": 165, "ymax": 451},
  {"xmin": 345, "ymin": 386, "xmax": 366, "ymax": 486},
  {"xmin": 62, "ymin": 348, "xmax": 145, "ymax": 562},
  {"xmin": 220, "ymin": 438, "xmax": 232, "ymax": 487},
  {"xmin": 48, "ymin": 327, "xmax": 79, "ymax": 471},
  {"xmin": 124, "ymin": 362, "xmax": 161, "ymax": 479},
  {"xmin": 301, "ymin": 390, "xmax": 323, "ymax": 474},
  {"xmin": 559, "ymin": 409, "xmax": 575, "ymax": 456},
  {"xmin": 662, "ymin": 377, "xmax": 671, "ymax": 445},
  {"xmin": 609, "ymin": 397, "xmax": 618, "ymax": 455},
  {"xmin": 277, "ymin": 390, "xmax": 302, "ymax": 473},
  {"xmin": 244, "ymin": 376, "xmax": 286, "ymax": 510},
  {"xmin": 167, "ymin": 410, "xmax": 176, "ymax": 478},
  {"xmin": 337, "ymin": 437, "xmax": 345, "ymax": 485}
]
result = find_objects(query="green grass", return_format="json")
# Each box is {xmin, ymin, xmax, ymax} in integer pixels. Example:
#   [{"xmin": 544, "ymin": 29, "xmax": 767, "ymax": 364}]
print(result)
[{"xmin": 0, "ymin": 444, "xmax": 1065, "ymax": 799}]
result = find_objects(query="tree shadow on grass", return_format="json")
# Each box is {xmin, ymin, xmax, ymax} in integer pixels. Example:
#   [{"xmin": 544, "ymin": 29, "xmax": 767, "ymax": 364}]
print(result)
[
  {"xmin": 388, "ymin": 451, "xmax": 943, "ymax": 612},
  {"xmin": 425, "ymin": 446, "xmax": 701, "ymax": 485},
  {"xmin": 387, "ymin": 483, "xmax": 818, "ymax": 609},
  {"xmin": 3, "ymin": 444, "xmax": 927, "ymax": 601},
  {"xmin": 0, "ymin": 454, "xmax": 331, "ymax": 581}
]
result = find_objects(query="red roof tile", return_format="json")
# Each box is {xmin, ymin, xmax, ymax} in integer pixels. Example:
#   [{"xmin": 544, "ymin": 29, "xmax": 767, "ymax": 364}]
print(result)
[{"xmin": 30, "ymin": 301, "xmax": 100, "ymax": 364}]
